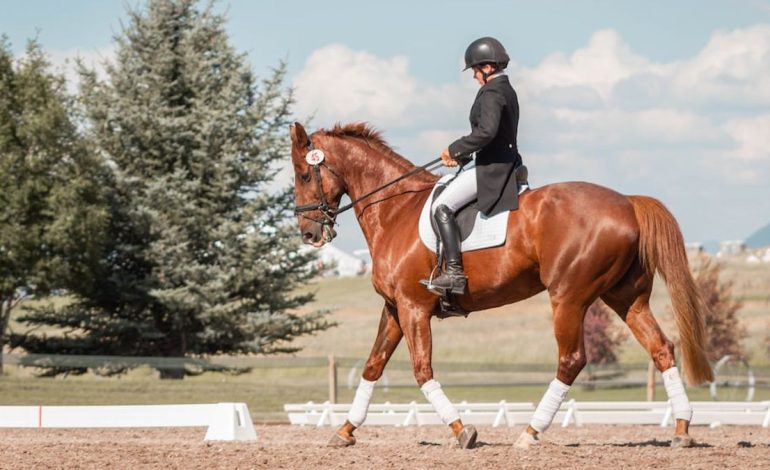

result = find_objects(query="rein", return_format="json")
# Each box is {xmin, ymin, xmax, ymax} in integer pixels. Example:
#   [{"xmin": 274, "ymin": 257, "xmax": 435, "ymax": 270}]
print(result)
[
  {"xmin": 294, "ymin": 137, "xmax": 444, "ymax": 226},
  {"xmin": 336, "ymin": 157, "xmax": 443, "ymax": 214}
]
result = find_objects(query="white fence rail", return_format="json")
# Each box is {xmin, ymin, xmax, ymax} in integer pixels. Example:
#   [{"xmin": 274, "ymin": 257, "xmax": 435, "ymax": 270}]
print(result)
[
  {"xmin": 285, "ymin": 400, "xmax": 770, "ymax": 428},
  {"xmin": 0, "ymin": 403, "xmax": 257, "ymax": 441}
]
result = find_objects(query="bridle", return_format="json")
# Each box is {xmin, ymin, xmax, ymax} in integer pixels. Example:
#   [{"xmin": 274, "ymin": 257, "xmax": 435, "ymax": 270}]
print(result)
[
  {"xmin": 293, "ymin": 138, "xmax": 344, "ymax": 241},
  {"xmin": 293, "ymin": 135, "xmax": 444, "ymax": 240}
]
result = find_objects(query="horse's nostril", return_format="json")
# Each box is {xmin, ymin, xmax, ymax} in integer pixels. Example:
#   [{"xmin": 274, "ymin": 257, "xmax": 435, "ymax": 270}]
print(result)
[{"xmin": 303, "ymin": 232, "xmax": 314, "ymax": 241}]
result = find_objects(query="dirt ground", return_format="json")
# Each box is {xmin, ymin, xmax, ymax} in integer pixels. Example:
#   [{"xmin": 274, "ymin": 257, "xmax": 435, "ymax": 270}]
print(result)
[{"xmin": 0, "ymin": 424, "xmax": 768, "ymax": 469}]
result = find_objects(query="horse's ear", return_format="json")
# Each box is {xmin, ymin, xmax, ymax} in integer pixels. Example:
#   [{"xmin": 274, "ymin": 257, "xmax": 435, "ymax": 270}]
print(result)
[{"xmin": 290, "ymin": 122, "xmax": 308, "ymax": 149}]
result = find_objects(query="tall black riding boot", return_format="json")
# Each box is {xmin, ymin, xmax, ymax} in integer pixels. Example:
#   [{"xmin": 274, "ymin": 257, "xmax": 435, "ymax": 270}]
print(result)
[{"xmin": 424, "ymin": 204, "xmax": 467, "ymax": 296}]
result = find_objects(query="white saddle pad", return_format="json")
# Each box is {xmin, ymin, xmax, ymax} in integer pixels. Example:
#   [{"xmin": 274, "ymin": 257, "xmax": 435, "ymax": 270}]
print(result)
[{"xmin": 418, "ymin": 174, "xmax": 512, "ymax": 253}]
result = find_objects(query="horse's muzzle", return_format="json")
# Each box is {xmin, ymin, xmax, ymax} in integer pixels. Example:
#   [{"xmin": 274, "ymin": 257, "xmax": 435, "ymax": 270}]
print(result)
[{"xmin": 302, "ymin": 224, "xmax": 337, "ymax": 247}]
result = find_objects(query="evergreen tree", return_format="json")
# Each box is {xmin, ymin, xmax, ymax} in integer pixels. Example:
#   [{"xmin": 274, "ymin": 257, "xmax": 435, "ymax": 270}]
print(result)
[
  {"xmin": 12, "ymin": 0, "xmax": 331, "ymax": 377},
  {"xmin": 0, "ymin": 38, "xmax": 108, "ymax": 373}
]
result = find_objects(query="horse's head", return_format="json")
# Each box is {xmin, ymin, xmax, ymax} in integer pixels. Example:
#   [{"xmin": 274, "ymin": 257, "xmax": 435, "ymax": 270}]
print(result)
[{"xmin": 289, "ymin": 122, "xmax": 347, "ymax": 247}]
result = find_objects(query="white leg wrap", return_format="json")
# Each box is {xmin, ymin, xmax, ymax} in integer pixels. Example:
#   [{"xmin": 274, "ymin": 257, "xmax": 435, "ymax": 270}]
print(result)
[
  {"xmin": 347, "ymin": 378, "xmax": 376, "ymax": 428},
  {"xmin": 421, "ymin": 379, "xmax": 460, "ymax": 425},
  {"xmin": 530, "ymin": 379, "xmax": 571, "ymax": 434},
  {"xmin": 662, "ymin": 367, "xmax": 693, "ymax": 422}
]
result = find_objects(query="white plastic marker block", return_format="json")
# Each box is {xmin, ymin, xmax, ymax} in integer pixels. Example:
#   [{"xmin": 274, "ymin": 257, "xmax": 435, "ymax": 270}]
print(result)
[
  {"xmin": 204, "ymin": 402, "xmax": 257, "ymax": 441},
  {"xmin": 0, "ymin": 406, "xmax": 40, "ymax": 427}
]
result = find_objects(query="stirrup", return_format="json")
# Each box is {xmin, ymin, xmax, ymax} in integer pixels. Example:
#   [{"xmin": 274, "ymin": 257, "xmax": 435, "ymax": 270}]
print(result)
[{"xmin": 424, "ymin": 273, "xmax": 466, "ymax": 296}]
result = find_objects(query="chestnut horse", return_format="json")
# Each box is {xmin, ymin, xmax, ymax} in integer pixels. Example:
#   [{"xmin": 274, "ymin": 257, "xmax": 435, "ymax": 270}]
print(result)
[{"xmin": 289, "ymin": 122, "xmax": 713, "ymax": 449}]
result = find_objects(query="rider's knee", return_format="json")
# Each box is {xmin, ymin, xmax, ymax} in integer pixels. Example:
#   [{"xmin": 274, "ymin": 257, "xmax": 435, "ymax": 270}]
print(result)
[{"xmin": 432, "ymin": 204, "xmax": 453, "ymax": 222}]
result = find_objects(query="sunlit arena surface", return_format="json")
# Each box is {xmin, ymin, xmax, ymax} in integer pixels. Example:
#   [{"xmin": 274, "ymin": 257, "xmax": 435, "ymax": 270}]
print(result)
[{"xmin": 1, "ymin": 425, "xmax": 768, "ymax": 469}]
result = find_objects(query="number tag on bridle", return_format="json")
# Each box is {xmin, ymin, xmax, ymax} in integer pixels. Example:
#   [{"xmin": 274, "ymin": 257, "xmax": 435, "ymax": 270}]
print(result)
[{"xmin": 305, "ymin": 149, "xmax": 325, "ymax": 165}]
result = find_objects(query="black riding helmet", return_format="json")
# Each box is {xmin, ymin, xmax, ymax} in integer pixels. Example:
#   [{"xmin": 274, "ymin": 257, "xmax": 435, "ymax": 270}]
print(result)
[{"xmin": 463, "ymin": 37, "xmax": 510, "ymax": 70}]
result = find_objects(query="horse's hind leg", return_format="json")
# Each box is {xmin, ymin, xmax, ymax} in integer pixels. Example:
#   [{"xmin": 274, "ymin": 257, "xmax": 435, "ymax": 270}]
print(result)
[
  {"xmin": 515, "ymin": 300, "xmax": 587, "ymax": 448},
  {"xmin": 329, "ymin": 304, "xmax": 403, "ymax": 447},
  {"xmin": 602, "ymin": 270, "xmax": 695, "ymax": 448}
]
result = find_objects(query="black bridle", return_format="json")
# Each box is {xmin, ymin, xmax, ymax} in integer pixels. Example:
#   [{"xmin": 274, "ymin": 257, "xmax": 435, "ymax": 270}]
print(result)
[{"xmin": 293, "ymin": 136, "xmax": 443, "ymax": 237}]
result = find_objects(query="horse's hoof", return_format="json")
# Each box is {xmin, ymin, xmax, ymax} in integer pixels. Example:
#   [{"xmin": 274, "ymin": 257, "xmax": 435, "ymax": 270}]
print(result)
[
  {"xmin": 513, "ymin": 431, "xmax": 540, "ymax": 449},
  {"xmin": 671, "ymin": 435, "xmax": 694, "ymax": 448},
  {"xmin": 457, "ymin": 425, "xmax": 478, "ymax": 449},
  {"xmin": 327, "ymin": 432, "xmax": 356, "ymax": 447}
]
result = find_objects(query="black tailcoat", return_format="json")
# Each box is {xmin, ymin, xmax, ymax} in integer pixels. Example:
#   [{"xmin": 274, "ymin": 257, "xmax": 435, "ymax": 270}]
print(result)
[{"xmin": 448, "ymin": 75, "xmax": 523, "ymax": 216}]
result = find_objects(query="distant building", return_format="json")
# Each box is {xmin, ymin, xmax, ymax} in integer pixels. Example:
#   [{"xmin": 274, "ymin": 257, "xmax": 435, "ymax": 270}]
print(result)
[
  {"xmin": 314, "ymin": 245, "xmax": 369, "ymax": 277},
  {"xmin": 716, "ymin": 240, "xmax": 746, "ymax": 258}
]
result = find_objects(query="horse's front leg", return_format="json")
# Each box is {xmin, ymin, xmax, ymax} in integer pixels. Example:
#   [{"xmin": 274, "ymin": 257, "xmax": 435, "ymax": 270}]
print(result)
[
  {"xmin": 329, "ymin": 304, "xmax": 402, "ymax": 447},
  {"xmin": 400, "ymin": 307, "xmax": 477, "ymax": 449},
  {"xmin": 515, "ymin": 301, "xmax": 586, "ymax": 449}
]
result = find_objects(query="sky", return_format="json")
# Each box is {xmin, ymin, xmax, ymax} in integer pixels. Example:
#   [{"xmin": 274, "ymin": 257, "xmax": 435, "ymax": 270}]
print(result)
[{"xmin": 2, "ymin": 0, "xmax": 770, "ymax": 253}]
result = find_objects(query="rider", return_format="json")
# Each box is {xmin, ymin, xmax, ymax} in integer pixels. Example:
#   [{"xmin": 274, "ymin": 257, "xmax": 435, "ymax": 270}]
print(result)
[{"xmin": 423, "ymin": 36, "xmax": 524, "ymax": 296}]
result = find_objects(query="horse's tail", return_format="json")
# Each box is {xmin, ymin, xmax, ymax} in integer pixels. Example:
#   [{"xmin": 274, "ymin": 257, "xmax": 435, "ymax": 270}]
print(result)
[{"xmin": 627, "ymin": 195, "xmax": 714, "ymax": 385}]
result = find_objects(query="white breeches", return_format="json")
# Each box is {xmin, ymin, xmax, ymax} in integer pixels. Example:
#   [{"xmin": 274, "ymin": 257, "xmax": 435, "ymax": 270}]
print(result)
[{"xmin": 431, "ymin": 168, "xmax": 478, "ymax": 214}]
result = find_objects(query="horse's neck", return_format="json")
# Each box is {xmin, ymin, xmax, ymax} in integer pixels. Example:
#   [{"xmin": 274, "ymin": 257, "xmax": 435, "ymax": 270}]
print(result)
[{"xmin": 333, "ymin": 138, "xmax": 435, "ymax": 250}]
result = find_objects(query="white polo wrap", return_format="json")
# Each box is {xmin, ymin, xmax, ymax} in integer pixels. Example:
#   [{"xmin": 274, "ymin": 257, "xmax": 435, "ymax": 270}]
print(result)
[
  {"xmin": 530, "ymin": 378, "xmax": 571, "ymax": 433},
  {"xmin": 662, "ymin": 366, "xmax": 693, "ymax": 421},
  {"xmin": 421, "ymin": 379, "xmax": 460, "ymax": 425},
  {"xmin": 347, "ymin": 377, "xmax": 376, "ymax": 428}
]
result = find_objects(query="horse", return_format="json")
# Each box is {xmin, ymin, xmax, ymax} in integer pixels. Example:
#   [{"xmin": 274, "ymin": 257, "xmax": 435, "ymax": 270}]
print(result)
[{"xmin": 289, "ymin": 121, "xmax": 713, "ymax": 450}]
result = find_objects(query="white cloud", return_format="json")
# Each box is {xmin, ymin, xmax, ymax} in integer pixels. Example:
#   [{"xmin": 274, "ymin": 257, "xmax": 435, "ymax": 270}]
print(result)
[
  {"xmin": 519, "ymin": 29, "xmax": 666, "ymax": 101},
  {"xmin": 723, "ymin": 114, "xmax": 770, "ymax": 160},
  {"xmin": 672, "ymin": 25, "xmax": 770, "ymax": 106},
  {"xmin": 292, "ymin": 44, "xmax": 417, "ymax": 127},
  {"xmin": 294, "ymin": 28, "xmax": 769, "ymax": 166},
  {"xmin": 292, "ymin": 43, "xmax": 483, "ymax": 133}
]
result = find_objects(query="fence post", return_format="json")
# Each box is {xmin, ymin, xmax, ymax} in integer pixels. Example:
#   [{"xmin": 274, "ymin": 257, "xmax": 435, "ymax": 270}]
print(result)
[
  {"xmin": 646, "ymin": 361, "xmax": 655, "ymax": 401},
  {"xmin": 328, "ymin": 354, "xmax": 337, "ymax": 404}
]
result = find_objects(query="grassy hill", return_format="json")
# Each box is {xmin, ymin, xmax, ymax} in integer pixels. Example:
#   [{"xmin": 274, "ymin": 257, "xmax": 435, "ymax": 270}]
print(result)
[{"xmin": 294, "ymin": 255, "xmax": 770, "ymax": 367}]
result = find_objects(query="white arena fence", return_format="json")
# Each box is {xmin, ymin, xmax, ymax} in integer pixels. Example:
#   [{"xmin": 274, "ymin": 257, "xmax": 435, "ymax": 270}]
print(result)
[
  {"xmin": 0, "ymin": 403, "xmax": 257, "ymax": 441},
  {"xmin": 285, "ymin": 400, "xmax": 770, "ymax": 428}
]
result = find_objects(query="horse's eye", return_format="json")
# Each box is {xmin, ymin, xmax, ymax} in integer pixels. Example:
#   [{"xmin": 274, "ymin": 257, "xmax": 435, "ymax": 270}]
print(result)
[{"xmin": 300, "ymin": 171, "xmax": 311, "ymax": 184}]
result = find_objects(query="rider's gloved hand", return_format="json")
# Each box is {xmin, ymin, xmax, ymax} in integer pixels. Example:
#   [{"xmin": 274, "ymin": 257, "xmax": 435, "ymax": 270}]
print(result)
[{"xmin": 440, "ymin": 148, "xmax": 458, "ymax": 167}]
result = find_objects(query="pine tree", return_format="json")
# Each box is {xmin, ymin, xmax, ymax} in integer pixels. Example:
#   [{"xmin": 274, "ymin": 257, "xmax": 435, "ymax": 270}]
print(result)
[
  {"xmin": 0, "ymin": 38, "xmax": 109, "ymax": 374},
  {"xmin": 11, "ymin": 0, "xmax": 331, "ymax": 377}
]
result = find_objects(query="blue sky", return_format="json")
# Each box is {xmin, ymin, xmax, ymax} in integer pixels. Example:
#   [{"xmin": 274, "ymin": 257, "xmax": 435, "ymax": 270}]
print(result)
[{"xmin": 3, "ymin": 0, "xmax": 770, "ymax": 252}]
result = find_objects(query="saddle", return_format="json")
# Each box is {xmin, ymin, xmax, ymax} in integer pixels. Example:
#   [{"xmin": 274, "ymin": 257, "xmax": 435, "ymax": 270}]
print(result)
[
  {"xmin": 430, "ymin": 165, "xmax": 529, "ymax": 244},
  {"xmin": 427, "ymin": 165, "xmax": 529, "ymax": 319}
]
